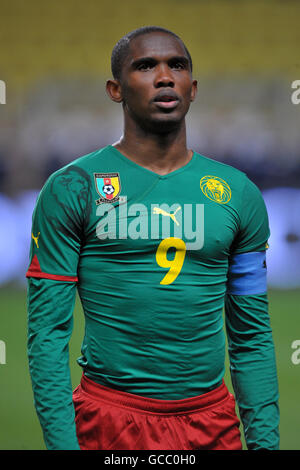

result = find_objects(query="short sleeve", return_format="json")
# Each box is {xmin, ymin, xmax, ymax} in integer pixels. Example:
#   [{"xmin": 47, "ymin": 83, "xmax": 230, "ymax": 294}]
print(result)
[
  {"xmin": 231, "ymin": 177, "xmax": 270, "ymax": 254},
  {"xmin": 26, "ymin": 164, "xmax": 91, "ymax": 281}
]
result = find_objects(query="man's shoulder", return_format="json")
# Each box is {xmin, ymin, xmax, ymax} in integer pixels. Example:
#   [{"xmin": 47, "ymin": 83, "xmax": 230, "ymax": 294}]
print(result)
[
  {"xmin": 36, "ymin": 146, "xmax": 113, "ymax": 201},
  {"xmin": 44, "ymin": 145, "xmax": 117, "ymax": 184},
  {"xmin": 61, "ymin": 145, "xmax": 113, "ymax": 172},
  {"xmin": 193, "ymin": 151, "xmax": 253, "ymax": 197},
  {"xmin": 194, "ymin": 151, "xmax": 247, "ymax": 182}
]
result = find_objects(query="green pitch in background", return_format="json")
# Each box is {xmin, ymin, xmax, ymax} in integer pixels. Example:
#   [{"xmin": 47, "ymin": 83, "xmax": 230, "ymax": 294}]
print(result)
[{"xmin": 0, "ymin": 286, "xmax": 299, "ymax": 450}]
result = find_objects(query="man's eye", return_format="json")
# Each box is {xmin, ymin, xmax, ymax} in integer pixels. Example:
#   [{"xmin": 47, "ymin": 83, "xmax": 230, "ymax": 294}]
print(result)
[
  {"xmin": 137, "ymin": 62, "xmax": 153, "ymax": 71},
  {"xmin": 170, "ymin": 61, "xmax": 186, "ymax": 70}
]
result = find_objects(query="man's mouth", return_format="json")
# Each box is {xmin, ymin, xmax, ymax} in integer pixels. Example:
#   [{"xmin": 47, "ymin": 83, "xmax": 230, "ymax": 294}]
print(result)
[{"xmin": 153, "ymin": 92, "xmax": 179, "ymax": 109}]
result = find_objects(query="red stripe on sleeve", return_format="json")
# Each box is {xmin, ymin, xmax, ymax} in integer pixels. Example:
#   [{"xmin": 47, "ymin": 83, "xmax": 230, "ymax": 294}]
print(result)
[{"xmin": 26, "ymin": 255, "xmax": 78, "ymax": 282}]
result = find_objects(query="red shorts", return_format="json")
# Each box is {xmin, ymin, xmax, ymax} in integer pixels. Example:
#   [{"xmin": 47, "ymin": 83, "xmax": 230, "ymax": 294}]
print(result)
[{"xmin": 73, "ymin": 375, "xmax": 242, "ymax": 450}]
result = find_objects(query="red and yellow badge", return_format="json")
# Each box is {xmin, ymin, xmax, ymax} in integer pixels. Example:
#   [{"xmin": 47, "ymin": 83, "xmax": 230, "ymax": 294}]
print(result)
[
  {"xmin": 200, "ymin": 175, "xmax": 231, "ymax": 204},
  {"xmin": 94, "ymin": 173, "xmax": 121, "ymax": 205}
]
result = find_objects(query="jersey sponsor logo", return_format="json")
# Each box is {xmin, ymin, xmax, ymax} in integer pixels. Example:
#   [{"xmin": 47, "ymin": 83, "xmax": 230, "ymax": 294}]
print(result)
[
  {"xmin": 200, "ymin": 176, "xmax": 231, "ymax": 204},
  {"xmin": 153, "ymin": 205, "xmax": 181, "ymax": 226},
  {"xmin": 94, "ymin": 173, "xmax": 121, "ymax": 205},
  {"xmin": 31, "ymin": 231, "xmax": 40, "ymax": 248}
]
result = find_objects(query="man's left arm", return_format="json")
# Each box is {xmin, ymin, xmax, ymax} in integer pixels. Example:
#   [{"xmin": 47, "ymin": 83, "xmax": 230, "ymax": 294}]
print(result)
[
  {"xmin": 225, "ymin": 287, "xmax": 279, "ymax": 450},
  {"xmin": 225, "ymin": 177, "xmax": 279, "ymax": 450}
]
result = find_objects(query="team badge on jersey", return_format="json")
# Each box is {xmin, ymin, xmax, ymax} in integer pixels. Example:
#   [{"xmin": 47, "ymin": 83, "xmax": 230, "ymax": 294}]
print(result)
[
  {"xmin": 94, "ymin": 173, "xmax": 121, "ymax": 205},
  {"xmin": 200, "ymin": 175, "xmax": 231, "ymax": 204}
]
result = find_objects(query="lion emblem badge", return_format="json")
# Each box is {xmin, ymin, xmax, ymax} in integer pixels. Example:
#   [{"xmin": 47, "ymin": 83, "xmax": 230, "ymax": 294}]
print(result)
[{"xmin": 200, "ymin": 175, "xmax": 231, "ymax": 204}]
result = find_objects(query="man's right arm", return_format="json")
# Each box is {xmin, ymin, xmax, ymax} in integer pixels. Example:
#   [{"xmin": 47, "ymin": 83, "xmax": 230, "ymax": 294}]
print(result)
[
  {"xmin": 26, "ymin": 165, "xmax": 91, "ymax": 450},
  {"xmin": 27, "ymin": 277, "xmax": 80, "ymax": 450}
]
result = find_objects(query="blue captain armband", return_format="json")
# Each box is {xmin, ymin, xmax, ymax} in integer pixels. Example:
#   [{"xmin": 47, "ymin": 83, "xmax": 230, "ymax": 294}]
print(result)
[{"xmin": 227, "ymin": 251, "xmax": 267, "ymax": 295}]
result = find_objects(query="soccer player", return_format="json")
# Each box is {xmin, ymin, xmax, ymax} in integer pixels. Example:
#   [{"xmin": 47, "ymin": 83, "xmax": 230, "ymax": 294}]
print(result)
[{"xmin": 26, "ymin": 26, "xmax": 279, "ymax": 450}]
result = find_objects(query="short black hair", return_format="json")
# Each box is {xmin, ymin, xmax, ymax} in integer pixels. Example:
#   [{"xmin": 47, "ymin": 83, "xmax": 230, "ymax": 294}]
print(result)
[{"xmin": 111, "ymin": 26, "xmax": 193, "ymax": 80}]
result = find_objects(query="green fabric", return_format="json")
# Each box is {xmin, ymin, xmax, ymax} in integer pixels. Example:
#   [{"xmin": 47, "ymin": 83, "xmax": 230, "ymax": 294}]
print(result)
[
  {"xmin": 27, "ymin": 145, "xmax": 279, "ymax": 449},
  {"xmin": 27, "ymin": 278, "xmax": 80, "ymax": 450},
  {"xmin": 225, "ymin": 293, "xmax": 279, "ymax": 449}
]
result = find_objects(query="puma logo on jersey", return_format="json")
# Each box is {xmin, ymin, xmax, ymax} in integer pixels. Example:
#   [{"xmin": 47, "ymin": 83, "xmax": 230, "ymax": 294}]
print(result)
[
  {"xmin": 153, "ymin": 206, "xmax": 181, "ymax": 226},
  {"xmin": 32, "ymin": 232, "xmax": 40, "ymax": 248}
]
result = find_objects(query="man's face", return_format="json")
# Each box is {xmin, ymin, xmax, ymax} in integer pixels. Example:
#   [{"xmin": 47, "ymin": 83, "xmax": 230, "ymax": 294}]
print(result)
[{"xmin": 118, "ymin": 32, "xmax": 197, "ymax": 132}]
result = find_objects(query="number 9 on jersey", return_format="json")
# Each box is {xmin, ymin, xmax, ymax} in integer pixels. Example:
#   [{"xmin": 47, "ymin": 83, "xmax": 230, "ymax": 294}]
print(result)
[{"xmin": 156, "ymin": 237, "xmax": 186, "ymax": 285}]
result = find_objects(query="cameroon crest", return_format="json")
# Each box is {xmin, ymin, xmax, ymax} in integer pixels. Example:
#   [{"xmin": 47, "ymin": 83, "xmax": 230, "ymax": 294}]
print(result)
[
  {"xmin": 94, "ymin": 173, "xmax": 121, "ymax": 205},
  {"xmin": 200, "ymin": 175, "xmax": 231, "ymax": 204}
]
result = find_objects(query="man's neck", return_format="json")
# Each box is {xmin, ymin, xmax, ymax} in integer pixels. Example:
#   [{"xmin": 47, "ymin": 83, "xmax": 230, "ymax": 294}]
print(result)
[{"xmin": 113, "ymin": 120, "xmax": 193, "ymax": 176}]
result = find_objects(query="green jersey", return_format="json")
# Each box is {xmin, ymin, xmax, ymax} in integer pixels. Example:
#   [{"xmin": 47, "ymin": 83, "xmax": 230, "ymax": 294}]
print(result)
[{"xmin": 27, "ymin": 145, "xmax": 279, "ymax": 450}]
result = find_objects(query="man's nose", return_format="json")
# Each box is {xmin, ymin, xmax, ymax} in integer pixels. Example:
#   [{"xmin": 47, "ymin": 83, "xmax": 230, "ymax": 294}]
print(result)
[{"xmin": 154, "ymin": 64, "xmax": 175, "ymax": 88}]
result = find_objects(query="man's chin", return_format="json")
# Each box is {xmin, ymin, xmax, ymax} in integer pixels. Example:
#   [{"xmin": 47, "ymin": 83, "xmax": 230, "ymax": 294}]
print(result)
[{"xmin": 145, "ymin": 113, "xmax": 185, "ymax": 134}]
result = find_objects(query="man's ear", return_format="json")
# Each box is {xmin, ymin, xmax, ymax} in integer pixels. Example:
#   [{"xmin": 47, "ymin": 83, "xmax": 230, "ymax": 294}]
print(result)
[
  {"xmin": 190, "ymin": 79, "xmax": 198, "ymax": 102},
  {"xmin": 106, "ymin": 79, "xmax": 123, "ymax": 103}
]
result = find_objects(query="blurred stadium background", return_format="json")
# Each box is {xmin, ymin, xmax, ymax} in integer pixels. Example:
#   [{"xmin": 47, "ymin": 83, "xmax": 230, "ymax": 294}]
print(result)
[{"xmin": 0, "ymin": 0, "xmax": 299, "ymax": 450}]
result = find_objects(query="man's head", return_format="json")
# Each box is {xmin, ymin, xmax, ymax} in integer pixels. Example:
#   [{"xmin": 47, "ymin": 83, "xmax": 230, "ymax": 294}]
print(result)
[
  {"xmin": 111, "ymin": 26, "xmax": 193, "ymax": 81},
  {"xmin": 106, "ymin": 26, "xmax": 197, "ymax": 133}
]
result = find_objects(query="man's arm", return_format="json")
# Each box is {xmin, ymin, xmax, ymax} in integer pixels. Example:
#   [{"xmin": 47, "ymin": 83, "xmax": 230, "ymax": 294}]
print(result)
[
  {"xmin": 26, "ymin": 165, "xmax": 90, "ymax": 449},
  {"xmin": 225, "ymin": 177, "xmax": 279, "ymax": 450},
  {"xmin": 27, "ymin": 277, "xmax": 80, "ymax": 450},
  {"xmin": 225, "ymin": 290, "xmax": 279, "ymax": 450}
]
